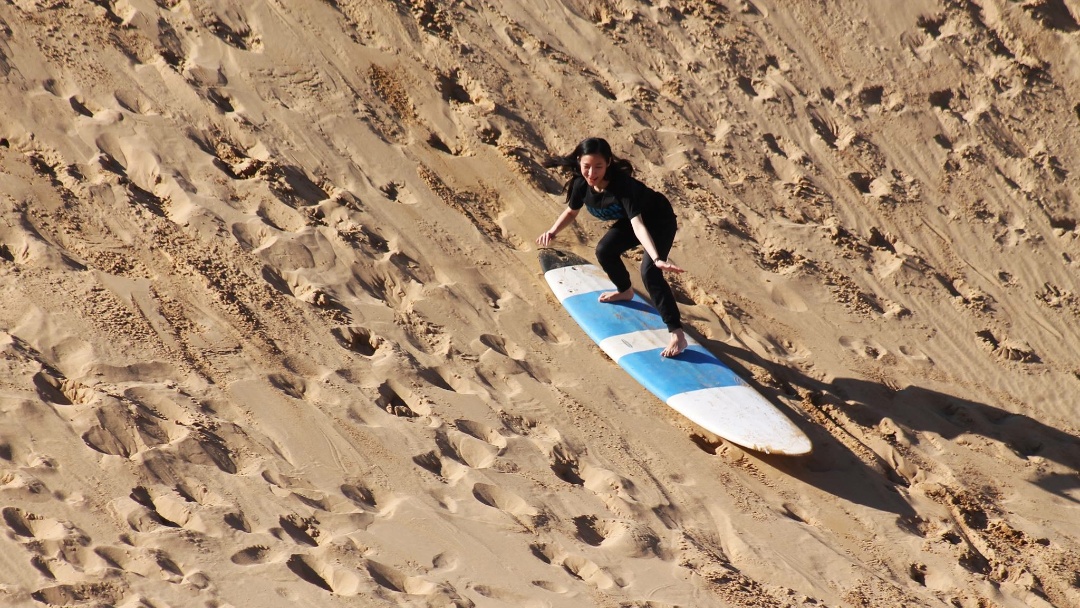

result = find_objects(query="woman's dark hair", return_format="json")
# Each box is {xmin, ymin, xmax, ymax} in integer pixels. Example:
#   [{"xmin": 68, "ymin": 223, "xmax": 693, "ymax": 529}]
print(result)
[{"xmin": 544, "ymin": 137, "xmax": 634, "ymax": 196}]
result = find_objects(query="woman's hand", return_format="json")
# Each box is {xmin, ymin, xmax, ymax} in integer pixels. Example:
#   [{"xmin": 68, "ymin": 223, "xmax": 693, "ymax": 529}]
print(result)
[
  {"xmin": 536, "ymin": 230, "xmax": 555, "ymax": 246},
  {"xmin": 655, "ymin": 259, "xmax": 685, "ymax": 273},
  {"xmin": 629, "ymin": 216, "xmax": 684, "ymax": 273}
]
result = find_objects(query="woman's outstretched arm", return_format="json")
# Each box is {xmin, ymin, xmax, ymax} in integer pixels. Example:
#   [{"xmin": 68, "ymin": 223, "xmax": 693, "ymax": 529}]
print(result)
[
  {"xmin": 537, "ymin": 207, "xmax": 580, "ymax": 245},
  {"xmin": 630, "ymin": 216, "xmax": 684, "ymax": 273}
]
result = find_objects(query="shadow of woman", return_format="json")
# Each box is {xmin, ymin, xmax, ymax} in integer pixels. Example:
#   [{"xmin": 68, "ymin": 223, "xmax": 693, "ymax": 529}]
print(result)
[
  {"xmin": 826, "ymin": 377, "xmax": 1080, "ymax": 499},
  {"xmin": 687, "ymin": 327, "xmax": 1080, "ymax": 514}
]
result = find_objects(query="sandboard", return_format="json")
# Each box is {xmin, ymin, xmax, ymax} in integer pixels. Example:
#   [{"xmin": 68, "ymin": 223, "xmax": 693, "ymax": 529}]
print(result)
[{"xmin": 540, "ymin": 249, "xmax": 812, "ymax": 455}]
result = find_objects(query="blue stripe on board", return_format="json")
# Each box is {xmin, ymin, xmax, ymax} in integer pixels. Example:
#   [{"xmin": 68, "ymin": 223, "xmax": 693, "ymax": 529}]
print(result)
[
  {"xmin": 562, "ymin": 291, "xmax": 668, "ymax": 343},
  {"xmin": 563, "ymin": 289, "xmax": 746, "ymax": 401},
  {"xmin": 619, "ymin": 346, "xmax": 745, "ymax": 401}
]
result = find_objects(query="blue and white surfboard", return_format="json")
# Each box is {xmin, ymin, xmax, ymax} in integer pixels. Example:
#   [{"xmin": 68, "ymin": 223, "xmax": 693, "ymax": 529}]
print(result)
[{"xmin": 540, "ymin": 249, "xmax": 811, "ymax": 455}]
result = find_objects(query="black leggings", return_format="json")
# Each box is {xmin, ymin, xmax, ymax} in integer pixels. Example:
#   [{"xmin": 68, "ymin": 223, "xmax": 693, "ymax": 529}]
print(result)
[{"xmin": 595, "ymin": 217, "xmax": 681, "ymax": 331}]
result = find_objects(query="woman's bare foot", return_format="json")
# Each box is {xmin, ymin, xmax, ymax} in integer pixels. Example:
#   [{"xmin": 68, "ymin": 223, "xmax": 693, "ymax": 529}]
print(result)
[
  {"xmin": 598, "ymin": 288, "xmax": 634, "ymax": 303},
  {"xmin": 661, "ymin": 329, "xmax": 687, "ymax": 358}
]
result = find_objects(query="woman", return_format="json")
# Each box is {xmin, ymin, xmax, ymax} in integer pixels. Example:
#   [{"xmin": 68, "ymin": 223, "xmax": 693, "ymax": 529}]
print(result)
[{"xmin": 536, "ymin": 137, "xmax": 688, "ymax": 357}]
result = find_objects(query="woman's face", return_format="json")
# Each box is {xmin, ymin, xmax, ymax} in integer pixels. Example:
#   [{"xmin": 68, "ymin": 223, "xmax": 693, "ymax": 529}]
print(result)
[{"xmin": 579, "ymin": 154, "xmax": 609, "ymax": 188}]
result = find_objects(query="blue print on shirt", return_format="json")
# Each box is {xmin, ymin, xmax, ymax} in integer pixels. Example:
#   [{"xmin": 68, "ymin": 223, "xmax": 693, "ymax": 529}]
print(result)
[{"xmin": 586, "ymin": 203, "xmax": 626, "ymax": 221}]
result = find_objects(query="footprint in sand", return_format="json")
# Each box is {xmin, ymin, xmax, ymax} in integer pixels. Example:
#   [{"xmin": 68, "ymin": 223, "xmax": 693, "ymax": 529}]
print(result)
[
  {"xmin": 442, "ymin": 428, "xmax": 501, "ymax": 469},
  {"xmin": 112, "ymin": 85, "xmax": 156, "ymax": 114},
  {"xmin": 476, "ymin": 283, "xmax": 510, "ymax": 311},
  {"xmin": 2, "ymin": 507, "xmax": 79, "ymax": 542},
  {"xmin": 33, "ymin": 368, "xmax": 94, "ymax": 406},
  {"xmin": 572, "ymin": 515, "xmax": 606, "ymax": 546},
  {"xmin": 415, "ymin": 422, "xmax": 509, "ymax": 482},
  {"xmin": 455, "ymin": 419, "xmax": 509, "ymax": 450},
  {"xmin": 975, "ymin": 329, "xmax": 1041, "ymax": 363},
  {"xmin": 261, "ymin": 470, "xmax": 377, "ymax": 528},
  {"xmin": 476, "ymin": 333, "xmax": 548, "ymax": 384},
  {"xmin": 223, "ymin": 511, "xmax": 251, "ymax": 533},
  {"xmin": 337, "ymin": 218, "xmax": 391, "ymax": 255},
  {"xmin": 119, "ymin": 483, "xmax": 244, "ymax": 540},
  {"xmin": 32, "ymin": 583, "xmax": 124, "ymax": 607},
  {"xmin": 93, "ymin": 133, "xmax": 129, "ymax": 178},
  {"xmin": 230, "ymin": 217, "xmax": 283, "ymax": 253},
  {"xmin": 339, "ymin": 482, "xmax": 379, "ymax": 512},
  {"xmin": 2, "ymin": 506, "xmax": 102, "ymax": 583},
  {"xmin": 732, "ymin": 322, "xmax": 808, "ymax": 363},
  {"xmin": 764, "ymin": 277, "xmax": 810, "ymax": 312},
  {"xmin": 897, "ymin": 344, "xmax": 934, "ymax": 367},
  {"xmin": 532, "ymin": 579, "xmax": 569, "ymax": 593},
  {"xmin": 331, "ymin": 325, "xmax": 383, "ymax": 357},
  {"xmin": 285, "ymin": 553, "xmax": 445, "ymax": 599},
  {"xmin": 197, "ymin": 4, "xmax": 263, "ymax": 51},
  {"xmin": 857, "ymin": 84, "xmax": 885, "ymax": 108},
  {"xmin": 469, "ymin": 583, "xmax": 531, "ymax": 603},
  {"xmin": 777, "ymin": 502, "xmax": 817, "ymax": 526},
  {"xmin": 471, "ymin": 483, "xmax": 538, "ymax": 518},
  {"xmin": 286, "ymin": 554, "xmax": 334, "ymax": 592},
  {"xmin": 121, "ymin": 486, "xmax": 183, "ymax": 531},
  {"xmin": 549, "ymin": 442, "xmax": 586, "ymax": 486},
  {"xmin": 436, "ymin": 419, "xmax": 509, "ymax": 470},
  {"xmin": 170, "ymin": 421, "xmax": 243, "ymax": 474},
  {"xmin": 272, "ymin": 514, "xmax": 320, "ymax": 547},
  {"xmin": 268, "ymin": 372, "xmax": 307, "ymax": 400},
  {"xmin": 430, "ymin": 550, "xmax": 458, "ymax": 573},
  {"xmin": 93, "ymin": 544, "xmax": 184, "ymax": 583},
  {"xmin": 505, "ymin": 416, "xmax": 646, "ymax": 515},
  {"xmin": 529, "ymin": 542, "xmax": 619, "ymax": 590},
  {"xmin": 205, "ymin": 87, "xmax": 235, "ymax": 115},
  {"xmin": 572, "ymin": 515, "xmax": 663, "ymax": 558},
  {"xmin": 839, "ymin": 335, "xmax": 894, "ymax": 363},
  {"xmin": 413, "ymin": 450, "xmax": 445, "ymax": 477},
  {"xmin": 877, "ymin": 428, "xmax": 924, "ymax": 485},
  {"xmin": 578, "ymin": 465, "xmax": 642, "ymax": 505},
  {"xmin": 80, "ymin": 398, "xmax": 173, "ymax": 459},
  {"xmin": 530, "ymin": 319, "xmax": 570, "ymax": 345},
  {"xmin": 807, "ymin": 105, "xmax": 857, "ymax": 150},
  {"xmin": 0, "ymin": 469, "xmax": 48, "ymax": 498},
  {"xmin": 135, "ymin": 489, "xmax": 215, "ymax": 535},
  {"xmin": 478, "ymin": 333, "xmax": 526, "ymax": 359},
  {"xmin": 499, "ymin": 416, "xmax": 583, "ymax": 485},
  {"xmin": 81, "ymin": 394, "xmax": 246, "ymax": 475},
  {"xmin": 373, "ymin": 380, "xmax": 431, "ymax": 418},
  {"xmin": 365, "ymin": 560, "xmax": 438, "ymax": 595},
  {"xmin": 230, "ymin": 544, "xmax": 273, "ymax": 565}
]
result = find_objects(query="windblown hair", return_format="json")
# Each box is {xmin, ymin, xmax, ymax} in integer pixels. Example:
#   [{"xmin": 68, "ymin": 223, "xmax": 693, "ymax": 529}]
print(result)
[{"xmin": 544, "ymin": 137, "xmax": 634, "ymax": 199}]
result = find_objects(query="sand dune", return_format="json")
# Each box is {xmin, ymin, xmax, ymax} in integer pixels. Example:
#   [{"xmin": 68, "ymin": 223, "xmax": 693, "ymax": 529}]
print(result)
[{"xmin": 1, "ymin": 0, "xmax": 1078, "ymax": 606}]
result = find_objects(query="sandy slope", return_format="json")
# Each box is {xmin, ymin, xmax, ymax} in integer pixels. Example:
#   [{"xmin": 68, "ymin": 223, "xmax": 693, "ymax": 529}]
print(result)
[{"xmin": 0, "ymin": 0, "xmax": 1078, "ymax": 606}]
